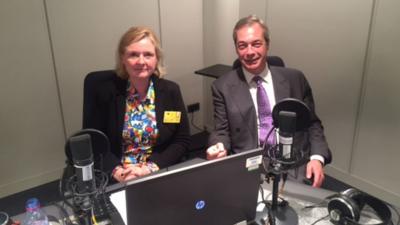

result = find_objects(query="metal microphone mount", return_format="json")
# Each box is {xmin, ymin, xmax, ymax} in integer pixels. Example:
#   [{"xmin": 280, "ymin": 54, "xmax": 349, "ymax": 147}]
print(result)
[{"xmin": 261, "ymin": 98, "xmax": 311, "ymax": 225}]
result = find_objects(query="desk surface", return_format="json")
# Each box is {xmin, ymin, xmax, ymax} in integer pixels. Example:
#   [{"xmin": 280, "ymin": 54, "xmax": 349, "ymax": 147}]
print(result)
[
  {"xmin": 11, "ymin": 164, "xmax": 397, "ymax": 225},
  {"xmin": 259, "ymin": 180, "xmax": 393, "ymax": 225},
  {"xmin": 194, "ymin": 64, "xmax": 232, "ymax": 79}
]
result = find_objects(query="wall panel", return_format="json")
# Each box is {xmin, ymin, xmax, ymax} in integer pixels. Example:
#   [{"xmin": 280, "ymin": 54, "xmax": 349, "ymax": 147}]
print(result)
[
  {"xmin": 159, "ymin": 0, "xmax": 204, "ymax": 134},
  {"xmin": 0, "ymin": 1, "xmax": 65, "ymax": 197},
  {"xmin": 352, "ymin": 0, "xmax": 400, "ymax": 205},
  {"xmin": 202, "ymin": 0, "xmax": 239, "ymax": 130}
]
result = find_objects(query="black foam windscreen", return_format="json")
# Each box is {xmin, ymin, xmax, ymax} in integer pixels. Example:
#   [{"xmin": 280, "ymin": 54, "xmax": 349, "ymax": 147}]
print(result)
[
  {"xmin": 69, "ymin": 134, "xmax": 93, "ymax": 166},
  {"xmin": 278, "ymin": 111, "xmax": 296, "ymax": 134},
  {"xmin": 65, "ymin": 129, "xmax": 109, "ymax": 166}
]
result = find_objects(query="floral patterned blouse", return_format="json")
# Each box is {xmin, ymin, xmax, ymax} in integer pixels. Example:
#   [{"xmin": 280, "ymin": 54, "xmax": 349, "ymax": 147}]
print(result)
[{"xmin": 121, "ymin": 80, "xmax": 159, "ymax": 166}]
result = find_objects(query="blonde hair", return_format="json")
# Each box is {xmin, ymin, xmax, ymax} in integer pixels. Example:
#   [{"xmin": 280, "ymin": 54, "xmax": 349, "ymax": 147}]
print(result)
[{"xmin": 115, "ymin": 26, "xmax": 166, "ymax": 79}]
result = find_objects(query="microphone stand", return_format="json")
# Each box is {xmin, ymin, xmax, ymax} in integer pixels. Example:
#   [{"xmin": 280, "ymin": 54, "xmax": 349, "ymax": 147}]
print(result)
[
  {"xmin": 260, "ymin": 98, "xmax": 311, "ymax": 225},
  {"xmin": 65, "ymin": 175, "xmax": 94, "ymax": 225},
  {"xmin": 270, "ymin": 164, "xmax": 281, "ymax": 211},
  {"xmin": 63, "ymin": 169, "xmax": 108, "ymax": 225},
  {"xmin": 262, "ymin": 145, "xmax": 299, "ymax": 225}
]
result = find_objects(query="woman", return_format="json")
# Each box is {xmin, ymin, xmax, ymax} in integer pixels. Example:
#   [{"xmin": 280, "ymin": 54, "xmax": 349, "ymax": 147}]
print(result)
[{"xmin": 83, "ymin": 26, "xmax": 190, "ymax": 182}]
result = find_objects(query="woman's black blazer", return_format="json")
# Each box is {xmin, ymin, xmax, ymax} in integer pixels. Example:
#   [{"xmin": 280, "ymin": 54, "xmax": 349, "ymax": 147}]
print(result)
[{"xmin": 83, "ymin": 70, "xmax": 190, "ymax": 173}]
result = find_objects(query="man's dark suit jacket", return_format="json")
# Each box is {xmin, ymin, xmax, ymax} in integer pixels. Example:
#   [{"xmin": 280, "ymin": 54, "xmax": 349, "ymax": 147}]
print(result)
[
  {"xmin": 209, "ymin": 66, "xmax": 332, "ymax": 165},
  {"xmin": 83, "ymin": 70, "xmax": 190, "ymax": 174}
]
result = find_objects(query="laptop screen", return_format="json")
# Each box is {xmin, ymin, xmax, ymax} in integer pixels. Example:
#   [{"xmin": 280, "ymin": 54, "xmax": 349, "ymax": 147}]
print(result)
[{"xmin": 124, "ymin": 148, "xmax": 263, "ymax": 225}]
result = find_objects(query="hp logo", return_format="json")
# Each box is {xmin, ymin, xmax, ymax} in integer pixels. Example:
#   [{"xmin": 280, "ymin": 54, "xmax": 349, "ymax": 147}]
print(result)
[{"xmin": 195, "ymin": 200, "xmax": 206, "ymax": 210}]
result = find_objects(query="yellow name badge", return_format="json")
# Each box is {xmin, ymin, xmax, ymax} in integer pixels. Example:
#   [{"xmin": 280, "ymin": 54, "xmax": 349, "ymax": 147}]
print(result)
[{"xmin": 163, "ymin": 111, "xmax": 181, "ymax": 123}]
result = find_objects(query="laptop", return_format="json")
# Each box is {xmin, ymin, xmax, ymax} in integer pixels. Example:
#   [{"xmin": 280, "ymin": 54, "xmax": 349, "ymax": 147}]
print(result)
[{"xmin": 124, "ymin": 148, "xmax": 263, "ymax": 225}]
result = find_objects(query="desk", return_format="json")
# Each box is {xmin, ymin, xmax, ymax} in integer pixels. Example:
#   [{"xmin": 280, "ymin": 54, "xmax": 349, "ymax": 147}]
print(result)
[
  {"xmin": 11, "ymin": 170, "xmax": 397, "ymax": 225},
  {"xmin": 194, "ymin": 64, "xmax": 232, "ymax": 79},
  {"xmin": 108, "ymin": 179, "xmax": 393, "ymax": 225},
  {"xmin": 256, "ymin": 180, "xmax": 333, "ymax": 225},
  {"xmin": 11, "ymin": 203, "xmax": 74, "ymax": 225}
]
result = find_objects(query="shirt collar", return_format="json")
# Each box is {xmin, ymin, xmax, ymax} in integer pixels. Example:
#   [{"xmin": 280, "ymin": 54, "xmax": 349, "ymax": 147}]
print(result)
[
  {"xmin": 242, "ymin": 63, "xmax": 272, "ymax": 85},
  {"xmin": 126, "ymin": 79, "xmax": 154, "ymax": 104}
]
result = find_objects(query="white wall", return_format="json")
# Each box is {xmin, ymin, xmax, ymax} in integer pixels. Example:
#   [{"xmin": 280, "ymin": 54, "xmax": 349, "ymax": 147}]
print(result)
[
  {"xmin": 239, "ymin": 0, "xmax": 266, "ymax": 19},
  {"xmin": 0, "ymin": 1, "xmax": 66, "ymax": 197},
  {"xmin": 159, "ymin": 0, "xmax": 204, "ymax": 133},
  {"xmin": 202, "ymin": 0, "xmax": 240, "ymax": 130}
]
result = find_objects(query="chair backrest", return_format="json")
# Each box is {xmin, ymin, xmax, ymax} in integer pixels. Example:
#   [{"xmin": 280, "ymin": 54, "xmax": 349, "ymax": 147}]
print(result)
[{"xmin": 232, "ymin": 55, "xmax": 285, "ymax": 69}]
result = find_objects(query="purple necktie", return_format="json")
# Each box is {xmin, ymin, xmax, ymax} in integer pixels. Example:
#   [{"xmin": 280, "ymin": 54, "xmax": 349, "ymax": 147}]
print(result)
[{"xmin": 253, "ymin": 76, "xmax": 275, "ymax": 146}]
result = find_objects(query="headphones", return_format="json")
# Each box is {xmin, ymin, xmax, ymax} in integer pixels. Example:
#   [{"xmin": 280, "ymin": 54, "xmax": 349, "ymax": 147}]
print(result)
[{"xmin": 327, "ymin": 188, "xmax": 392, "ymax": 225}]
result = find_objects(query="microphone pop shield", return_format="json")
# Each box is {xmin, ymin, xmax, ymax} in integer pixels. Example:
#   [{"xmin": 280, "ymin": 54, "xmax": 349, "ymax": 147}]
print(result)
[{"xmin": 272, "ymin": 98, "xmax": 311, "ymax": 131}]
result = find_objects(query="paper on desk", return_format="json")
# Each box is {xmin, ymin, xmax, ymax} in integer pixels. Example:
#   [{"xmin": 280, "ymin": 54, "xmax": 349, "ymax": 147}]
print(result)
[{"xmin": 110, "ymin": 190, "xmax": 127, "ymax": 225}]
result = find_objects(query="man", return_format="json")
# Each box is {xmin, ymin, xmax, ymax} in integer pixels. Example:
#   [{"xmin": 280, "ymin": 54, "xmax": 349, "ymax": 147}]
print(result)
[{"xmin": 207, "ymin": 15, "xmax": 331, "ymax": 187}]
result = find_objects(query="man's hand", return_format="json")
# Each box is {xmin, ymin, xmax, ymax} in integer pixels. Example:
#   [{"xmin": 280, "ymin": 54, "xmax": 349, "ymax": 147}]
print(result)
[
  {"xmin": 306, "ymin": 159, "xmax": 325, "ymax": 188},
  {"xmin": 206, "ymin": 142, "xmax": 227, "ymax": 160}
]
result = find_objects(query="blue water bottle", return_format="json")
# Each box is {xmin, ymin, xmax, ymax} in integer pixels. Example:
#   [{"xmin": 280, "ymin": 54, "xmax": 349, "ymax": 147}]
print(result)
[{"xmin": 23, "ymin": 198, "xmax": 49, "ymax": 225}]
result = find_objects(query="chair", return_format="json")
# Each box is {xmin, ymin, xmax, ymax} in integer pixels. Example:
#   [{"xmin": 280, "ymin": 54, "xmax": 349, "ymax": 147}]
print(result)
[{"xmin": 232, "ymin": 55, "xmax": 285, "ymax": 69}]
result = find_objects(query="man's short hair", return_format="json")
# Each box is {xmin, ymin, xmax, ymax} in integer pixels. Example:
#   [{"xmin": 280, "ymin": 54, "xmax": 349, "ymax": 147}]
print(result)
[{"xmin": 233, "ymin": 15, "xmax": 270, "ymax": 46}]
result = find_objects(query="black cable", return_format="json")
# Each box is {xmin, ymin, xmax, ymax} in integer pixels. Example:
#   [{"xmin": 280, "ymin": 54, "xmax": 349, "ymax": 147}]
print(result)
[
  {"xmin": 258, "ymin": 185, "xmax": 265, "ymax": 203},
  {"xmin": 387, "ymin": 203, "xmax": 400, "ymax": 225},
  {"xmin": 60, "ymin": 169, "xmax": 110, "ymax": 225},
  {"xmin": 261, "ymin": 126, "xmax": 275, "ymax": 154},
  {"xmin": 263, "ymin": 125, "xmax": 310, "ymax": 172},
  {"xmin": 302, "ymin": 198, "xmax": 329, "ymax": 210},
  {"xmin": 189, "ymin": 112, "xmax": 204, "ymax": 132},
  {"xmin": 309, "ymin": 214, "xmax": 329, "ymax": 225},
  {"xmin": 259, "ymin": 184, "xmax": 288, "ymax": 207},
  {"xmin": 257, "ymin": 182, "xmax": 292, "ymax": 225},
  {"xmin": 50, "ymin": 201, "xmax": 75, "ymax": 225},
  {"xmin": 59, "ymin": 168, "xmax": 78, "ymax": 219}
]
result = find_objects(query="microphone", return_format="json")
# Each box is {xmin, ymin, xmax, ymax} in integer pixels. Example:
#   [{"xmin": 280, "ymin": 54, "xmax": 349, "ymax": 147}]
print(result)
[
  {"xmin": 69, "ymin": 134, "xmax": 96, "ymax": 195},
  {"xmin": 264, "ymin": 98, "xmax": 312, "ymax": 224},
  {"xmin": 270, "ymin": 98, "xmax": 311, "ymax": 169},
  {"xmin": 65, "ymin": 129, "xmax": 110, "ymax": 172},
  {"xmin": 278, "ymin": 111, "xmax": 296, "ymax": 160},
  {"xmin": 63, "ymin": 129, "xmax": 124, "ymax": 225}
]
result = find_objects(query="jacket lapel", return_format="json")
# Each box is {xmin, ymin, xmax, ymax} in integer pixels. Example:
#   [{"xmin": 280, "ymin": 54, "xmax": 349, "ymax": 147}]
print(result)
[
  {"xmin": 152, "ymin": 75, "xmax": 163, "ymax": 128},
  {"xmin": 115, "ymin": 75, "xmax": 127, "ymax": 136},
  {"xmin": 152, "ymin": 75, "xmax": 167, "ymax": 145},
  {"xmin": 229, "ymin": 69, "xmax": 258, "ymax": 139},
  {"xmin": 270, "ymin": 67, "xmax": 290, "ymax": 103}
]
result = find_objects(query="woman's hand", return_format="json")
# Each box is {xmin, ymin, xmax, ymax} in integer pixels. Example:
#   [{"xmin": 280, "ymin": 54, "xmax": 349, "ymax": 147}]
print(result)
[
  {"xmin": 122, "ymin": 164, "xmax": 150, "ymax": 180},
  {"xmin": 113, "ymin": 163, "xmax": 159, "ymax": 182},
  {"xmin": 112, "ymin": 165, "xmax": 131, "ymax": 182}
]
